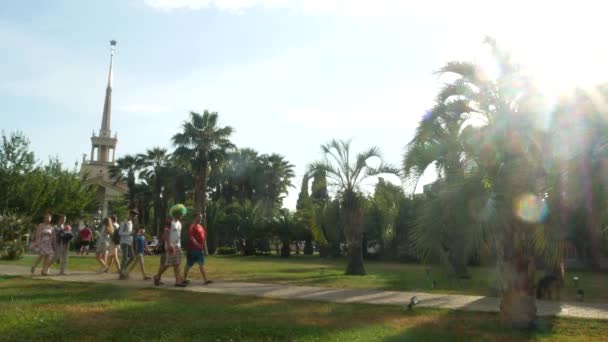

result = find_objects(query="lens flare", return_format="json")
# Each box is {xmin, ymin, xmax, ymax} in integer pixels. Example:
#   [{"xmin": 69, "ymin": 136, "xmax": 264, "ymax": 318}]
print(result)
[{"xmin": 514, "ymin": 193, "xmax": 548, "ymax": 223}]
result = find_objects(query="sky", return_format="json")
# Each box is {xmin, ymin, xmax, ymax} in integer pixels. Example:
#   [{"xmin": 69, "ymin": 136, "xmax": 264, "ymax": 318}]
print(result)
[{"xmin": 2, "ymin": 0, "xmax": 608, "ymax": 209}]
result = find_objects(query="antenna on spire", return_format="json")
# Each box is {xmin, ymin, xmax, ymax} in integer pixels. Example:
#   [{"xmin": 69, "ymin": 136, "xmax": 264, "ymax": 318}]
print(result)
[{"xmin": 110, "ymin": 40, "xmax": 117, "ymax": 55}]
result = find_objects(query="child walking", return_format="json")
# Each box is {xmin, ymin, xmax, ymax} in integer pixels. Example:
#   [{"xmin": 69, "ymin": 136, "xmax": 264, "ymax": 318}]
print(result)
[{"xmin": 128, "ymin": 226, "xmax": 151, "ymax": 280}]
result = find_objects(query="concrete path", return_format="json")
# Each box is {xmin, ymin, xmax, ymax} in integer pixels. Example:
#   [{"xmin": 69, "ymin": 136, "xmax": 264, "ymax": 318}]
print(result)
[{"xmin": 1, "ymin": 264, "xmax": 607, "ymax": 321}]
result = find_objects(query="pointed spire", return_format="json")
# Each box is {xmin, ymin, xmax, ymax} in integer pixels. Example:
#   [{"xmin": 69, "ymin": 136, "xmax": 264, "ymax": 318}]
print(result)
[{"xmin": 100, "ymin": 40, "xmax": 117, "ymax": 136}]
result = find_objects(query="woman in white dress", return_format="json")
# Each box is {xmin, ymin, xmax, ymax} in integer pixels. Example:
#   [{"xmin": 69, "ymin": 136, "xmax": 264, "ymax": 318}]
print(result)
[
  {"xmin": 30, "ymin": 214, "xmax": 54, "ymax": 276},
  {"xmin": 95, "ymin": 217, "xmax": 113, "ymax": 273}
]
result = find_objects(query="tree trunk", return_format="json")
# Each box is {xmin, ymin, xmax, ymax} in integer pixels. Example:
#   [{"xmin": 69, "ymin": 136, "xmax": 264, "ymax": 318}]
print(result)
[
  {"xmin": 304, "ymin": 236, "xmax": 313, "ymax": 255},
  {"xmin": 345, "ymin": 241, "xmax": 366, "ymax": 275},
  {"xmin": 295, "ymin": 241, "xmax": 300, "ymax": 255},
  {"xmin": 280, "ymin": 239, "xmax": 291, "ymax": 258},
  {"xmin": 499, "ymin": 252, "xmax": 537, "ymax": 329},
  {"xmin": 243, "ymin": 238, "xmax": 255, "ymax": 256},
  {"xmin": 343, "ymin": 190, "xmax": 366, "ymax": 275},
  {"xmin": 201, "ymin": 164, "xmax": 209, "ymax": 224},
  {"xmin": 449, "ymin": 245, "xmax": 470, "ymax": 279},
  {"xmin": 319, "ymin": 244, "xmax": 330, "ymax": 258}
]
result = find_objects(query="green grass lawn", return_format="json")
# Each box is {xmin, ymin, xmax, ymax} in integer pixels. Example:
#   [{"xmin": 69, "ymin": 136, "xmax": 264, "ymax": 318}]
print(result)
[
  {"xmin": 0, "ymin": 276, "xmax": 605, "ymax": 341},
  {"xmin": 2, "ymin": 253, "xmax": 607, "ymax": 302}
]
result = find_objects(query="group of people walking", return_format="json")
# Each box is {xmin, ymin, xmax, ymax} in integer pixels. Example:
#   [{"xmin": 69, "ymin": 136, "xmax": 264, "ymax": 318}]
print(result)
[
  {"xmin": 29, "ymin": 206, "xmax": 213, "ymax": 287},
  {"xmin": 30, "ymin": 213, "xmax": 72, "ymax": 276}
]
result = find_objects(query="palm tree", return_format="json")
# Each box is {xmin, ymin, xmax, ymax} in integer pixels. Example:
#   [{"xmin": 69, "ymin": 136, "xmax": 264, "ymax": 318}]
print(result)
[
  {"xmin": 406, "ymin": 37, "xmax": 559, "ymax": 328},
  {"xmin": 256, "ymin": 154, "xmax": 296, "ymax": 215},
  {"xmin": 228, "ymin": 199, "xmax": 263, "ymax": 256},
  {"xmin": 172, "ymin": 111, "xmax": 235, "ymax": 223},
  {"xmin": 404, "ymin": 94, "xmax": 479, "ymax": 278},
  {"xmin": 109, "ymin": 154, "xmax": 143, "ymax": 208},
  {"xmin": 138, "ymin": 147, "xmax": 172, "ymax": 235},
  {"xmin": 308, "ymin": 139, "xmax": 398, "ymax": 275}
]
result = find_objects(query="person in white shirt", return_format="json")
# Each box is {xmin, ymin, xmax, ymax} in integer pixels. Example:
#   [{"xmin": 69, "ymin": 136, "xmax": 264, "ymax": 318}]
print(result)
[
  {"xmin": 153, "ymin": 211, "xmax": 186, "ymax": 287},
  {"xmin": 119, "ymin": 210, "xmax": 137, "ymax": 279}
]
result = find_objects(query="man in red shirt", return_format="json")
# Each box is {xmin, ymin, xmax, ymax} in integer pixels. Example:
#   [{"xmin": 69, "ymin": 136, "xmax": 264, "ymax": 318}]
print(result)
[
  {"xmin": 183, "ymin": 212, "xmax": 213, "ymax": 285},
  {"xmin": 79, "ymin": 224, "xmax": 92, "ymax": 256}
]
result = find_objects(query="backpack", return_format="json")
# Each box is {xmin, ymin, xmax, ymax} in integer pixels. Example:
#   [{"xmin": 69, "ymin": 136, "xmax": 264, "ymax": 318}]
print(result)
[{"xmin": 112, "ymin": 228, "xmax": 121, "ymax": 245}]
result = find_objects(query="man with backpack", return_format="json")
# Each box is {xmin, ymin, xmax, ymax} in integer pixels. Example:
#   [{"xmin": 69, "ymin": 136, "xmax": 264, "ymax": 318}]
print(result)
[
  {"xmin": 118, "ymin": 210, "xmax": 138, "ymax": 280},
  {"xmin": 51, "ymin": 214, "xmax": 73, "ymax": 275}
]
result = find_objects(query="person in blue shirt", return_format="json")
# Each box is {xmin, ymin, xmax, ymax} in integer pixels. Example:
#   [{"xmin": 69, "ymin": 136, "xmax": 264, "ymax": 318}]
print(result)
[{"xmin": 128, "ymin": 226, "xmax": 151, "ymax": 280}]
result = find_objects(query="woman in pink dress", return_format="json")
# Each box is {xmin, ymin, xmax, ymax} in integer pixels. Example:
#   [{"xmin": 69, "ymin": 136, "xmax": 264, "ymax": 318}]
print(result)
[{"xmin": 31, "ymin": 213, "xmax": 55, "ymax": 275}]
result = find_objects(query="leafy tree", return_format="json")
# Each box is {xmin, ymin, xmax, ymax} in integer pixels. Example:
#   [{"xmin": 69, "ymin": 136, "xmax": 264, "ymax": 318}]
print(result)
[
  {"xmin": 109, "ymin": 154, "xmax": 143, "ymax": 208},
  {"xmin": 310, "ymin": 169, "xmax": 329, "ymax": 204},
  {"xmin": 295, "ymin": 175, "xmax": 310, "ymax": 210},
  {"xmin": 309, "ymin": 139, "xmax": 398, "ymax": 275},
  {"xmin": 0, "ymin": 131, "xmax": 35, "ymax": 212},
  {"xmin": 173, "ymin": 111, "xmax": 236, "ymax": 224},
  {"xmin": 364, "ymin": 178, "xmax": 405, "ymax": 258}
]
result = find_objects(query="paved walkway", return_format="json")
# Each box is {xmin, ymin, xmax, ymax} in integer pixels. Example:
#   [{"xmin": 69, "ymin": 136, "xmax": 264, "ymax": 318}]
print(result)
[{"xmin": 1, "ymin": 265, "xmax": 607, "ymax": 320}]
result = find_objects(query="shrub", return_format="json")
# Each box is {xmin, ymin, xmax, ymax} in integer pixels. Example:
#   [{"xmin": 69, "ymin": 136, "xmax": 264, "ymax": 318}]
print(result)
[
  {"xmin": 0, "ymin": 212, "xmax": 29, "ymax": 260},
  {"xmin": 216, "ymin": 246, "xmax": 237, "ymax": 255},
  {"xmin": 0, "ymin": 240, "xmax": 24, "ymax": 260}
]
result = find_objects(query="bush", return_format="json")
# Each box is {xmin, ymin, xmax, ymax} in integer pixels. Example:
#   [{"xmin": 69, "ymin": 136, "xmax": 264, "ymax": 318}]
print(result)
[
  {"xmin": 216, "ymin": 246, "xmax": 237, "ymax": 255},
  {"xmin": 0, "ymin": 212, "xmax": 29, "ymax": 260},
  {"xmin": 0, "ymin": 240, "xmax": 24, "ymax": 260}
]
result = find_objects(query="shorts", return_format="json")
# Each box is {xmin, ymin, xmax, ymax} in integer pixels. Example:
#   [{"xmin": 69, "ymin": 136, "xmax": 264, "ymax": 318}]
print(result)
[
  {"xmin": 164, "ymin": 251, "xmax": 182, "ymax": 266},
  {"xmin": 186, "ymin": 250, "xmax": 205, "ymax": 267},
  {"xmin": 80, "ymin": 241, "xmax": 90, "ymax": 249}
]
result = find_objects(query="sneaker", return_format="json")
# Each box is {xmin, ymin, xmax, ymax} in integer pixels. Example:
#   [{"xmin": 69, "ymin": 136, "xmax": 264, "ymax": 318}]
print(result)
[
  {"xmin": 204, "ymin": 280, "xmax": 214, "ymax": 285},
  {"xmin": 174, "ymin": 282, "xmax": 187, "ymax": 288},
  {"xmin": 182, "ymin": 279, "xmax": 191, "ymax": 285},
  {"xmin": 153, "ymin": 275, "xmax": 162, "ymax": 286}
]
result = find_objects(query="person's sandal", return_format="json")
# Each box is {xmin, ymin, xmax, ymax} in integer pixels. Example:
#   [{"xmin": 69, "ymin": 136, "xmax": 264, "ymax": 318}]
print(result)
[
  {"xmin": 182, "ymin": 279, "xmax": 191, "ymax": 285},
  {"xmin": 204, "ymin": 280, "xmax": 214, "ymax": 285},
  {"xmin": 153, "ymin": 275, "xmax": 161, "ymax": 286}
]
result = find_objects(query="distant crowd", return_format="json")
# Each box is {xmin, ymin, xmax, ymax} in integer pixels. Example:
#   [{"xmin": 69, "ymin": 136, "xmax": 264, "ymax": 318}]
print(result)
[{"xmin": 30, "ymin": 208, "xmax": 212, "ymax": 287}]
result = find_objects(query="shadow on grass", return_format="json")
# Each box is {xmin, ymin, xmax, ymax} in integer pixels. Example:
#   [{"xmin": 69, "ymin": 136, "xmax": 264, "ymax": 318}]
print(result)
[
  {"xmin": 379, "ymin": 296, "xmax": 566, "ymax": 341},
  {"xmin": 3, "ymin": 277, "xmax": 607, "ymax": 341}
]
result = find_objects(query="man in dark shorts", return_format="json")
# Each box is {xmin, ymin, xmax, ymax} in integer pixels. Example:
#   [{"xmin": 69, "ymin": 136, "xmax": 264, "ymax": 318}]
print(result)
[
  {"xmin": 183, "ymin": 212, "xmax": 213, "ymax": 285},
  {"xmin": 79, "ymin": 224, "xmax": 92, "ymax": 255}
]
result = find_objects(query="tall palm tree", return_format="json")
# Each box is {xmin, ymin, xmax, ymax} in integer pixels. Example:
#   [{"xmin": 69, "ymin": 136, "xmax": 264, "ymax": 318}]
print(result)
[
  {"xmin": 406, "ymin": 37, "xmax": 559, "ymax": 328},
  {"xmin": 138, "ymin": 147, "xmax": 171, "ymax": 235},
  {"xmin": 172, "ymin": 111, "xmax": 235, "ymax": 223},
  {"xmin": 308, "ymin": 139, "xmax": 398, "ymax": 275},
  {"xmin": 109, "ymin": 154, "xmax": 143, "ymax": 208}
]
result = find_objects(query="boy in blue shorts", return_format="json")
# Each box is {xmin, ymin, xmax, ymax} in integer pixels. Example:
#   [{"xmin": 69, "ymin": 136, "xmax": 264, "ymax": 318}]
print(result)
[
  {"xmin": 183, "ymin": 212, "xmax": 212, "ymax": 285},
  {"xmin": 128, "ymin": 226, "xmax": 151, "ymax": 280}
]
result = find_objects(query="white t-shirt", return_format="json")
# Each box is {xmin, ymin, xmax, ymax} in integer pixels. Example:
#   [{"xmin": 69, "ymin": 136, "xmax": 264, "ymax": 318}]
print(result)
[{"xmin": 169, "ymin": 220, "xmax": 181, "ymax": 248}]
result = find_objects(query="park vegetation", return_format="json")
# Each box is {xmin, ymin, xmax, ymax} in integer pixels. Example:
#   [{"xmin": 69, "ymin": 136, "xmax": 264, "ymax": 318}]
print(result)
[{"xmin": 2, "ymin": 38, "xmax": 608, "ymax": 329}]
